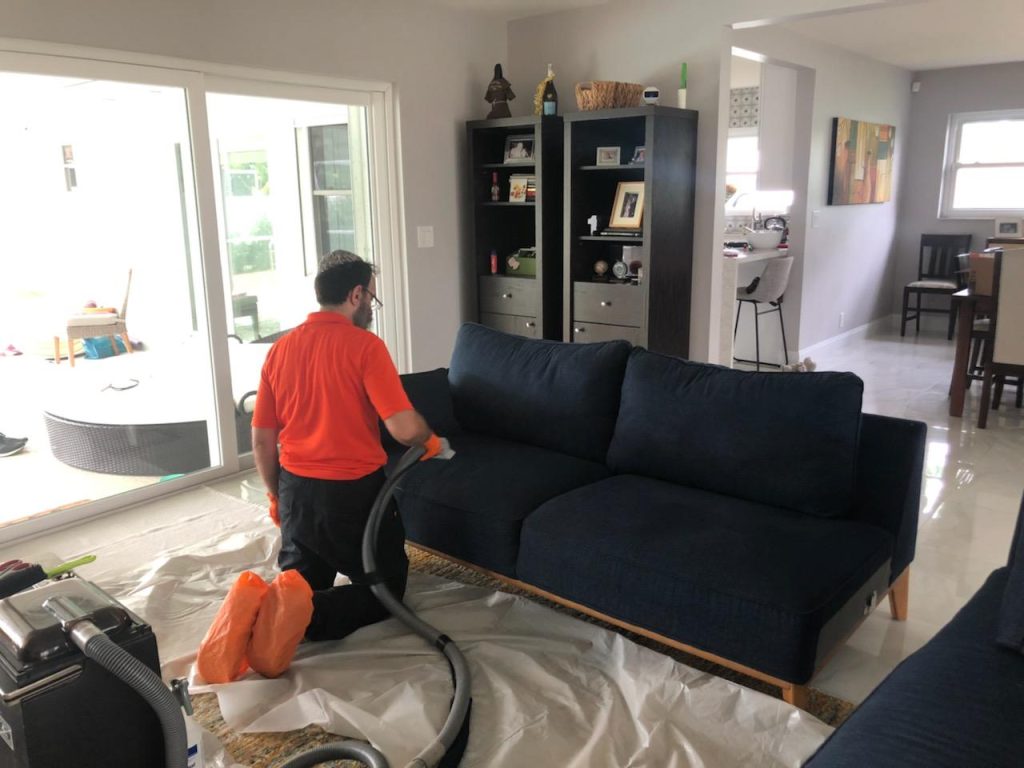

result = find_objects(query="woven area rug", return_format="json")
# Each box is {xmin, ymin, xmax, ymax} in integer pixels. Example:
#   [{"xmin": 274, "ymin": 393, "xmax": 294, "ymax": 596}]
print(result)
[{"xmin": 192, "ymin": 545, "xmax": 854, "ymax": 768}]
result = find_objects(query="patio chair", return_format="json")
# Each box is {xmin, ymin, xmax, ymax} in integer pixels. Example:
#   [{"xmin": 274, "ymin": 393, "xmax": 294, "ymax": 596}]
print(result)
[{"xmin": 55, "ymin": 269, "xmax": 133, "ymax": 367}]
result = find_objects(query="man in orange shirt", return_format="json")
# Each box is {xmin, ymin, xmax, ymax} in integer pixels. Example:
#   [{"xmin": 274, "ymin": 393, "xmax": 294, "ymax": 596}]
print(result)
[{"xmin": 252, "ymin": 254, "xmax": 444, "ymax": 650}]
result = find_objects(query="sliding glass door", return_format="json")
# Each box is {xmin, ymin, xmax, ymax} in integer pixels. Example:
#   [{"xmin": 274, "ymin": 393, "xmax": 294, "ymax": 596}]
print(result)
[
  {"xmin": 0, "ymin": 63, "xmax": 221, "ymax": 530},
  {"xmin": 0, "ymin": 51, "xmax": 402, "ymax": 539},
  {"xmin": 206, "ymin": 93, "xmax": 377, "ymax": 345}
]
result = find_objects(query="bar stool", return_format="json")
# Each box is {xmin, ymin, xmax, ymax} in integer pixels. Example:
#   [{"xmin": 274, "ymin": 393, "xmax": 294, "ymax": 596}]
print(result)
[{"xmin": 734, "ymin": 256, "xmax": 794, "ymax": 372}]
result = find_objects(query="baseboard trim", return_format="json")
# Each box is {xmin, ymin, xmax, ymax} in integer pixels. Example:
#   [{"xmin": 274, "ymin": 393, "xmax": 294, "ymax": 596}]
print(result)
[{"xmin": 799, "ymin": 314, "xmax": 897, "ymax": 359}]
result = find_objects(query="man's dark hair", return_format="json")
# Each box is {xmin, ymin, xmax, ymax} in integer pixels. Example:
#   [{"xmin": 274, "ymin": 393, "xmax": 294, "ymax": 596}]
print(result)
[{"xmin": 315, "ymin": 256, "xmax": 376, "ymax": 306}]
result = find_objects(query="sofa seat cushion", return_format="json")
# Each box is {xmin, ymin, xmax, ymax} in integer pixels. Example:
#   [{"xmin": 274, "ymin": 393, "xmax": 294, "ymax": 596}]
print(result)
[
  {"xmin": 608, "ymin": 348, "xmax": 864, "ymax": 518},
  {"xmin": 394, "ymin": 434, "xmax": 611, "ymax": 577},
  {"xmin": 517, "ymin": 475, "xmax": 893, "ymax": 682},
  {"xmin": 448, "ymin": 323, "xmax": 631, "ymax": 463},
  {"xmin": 806, "ymin": 568, "xmax": 1024, "ymax": 767}
]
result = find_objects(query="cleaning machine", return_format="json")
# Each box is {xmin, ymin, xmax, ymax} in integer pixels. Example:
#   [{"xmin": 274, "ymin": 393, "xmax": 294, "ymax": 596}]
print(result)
[{"xmin": 0, "ymin": 443, "xmax": 469, "ymax": 768}]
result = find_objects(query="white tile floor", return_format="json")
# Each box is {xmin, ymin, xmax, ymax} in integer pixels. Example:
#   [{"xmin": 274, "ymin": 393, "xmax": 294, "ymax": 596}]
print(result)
[
  {"xmin": 806, "ymin": 324, "xmax": 1023, "ymax": 703},
  {"xmin": 1, "ymin": 323, "xmax": 1021, "ymax": 706}
]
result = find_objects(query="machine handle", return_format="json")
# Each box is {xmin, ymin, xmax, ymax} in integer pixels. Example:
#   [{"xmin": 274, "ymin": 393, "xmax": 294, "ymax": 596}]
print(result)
[
  {"xmin": 525, "ymin": 321, "xmax": 535, "ymax": 328},
  {"xmin": 600, "ymin": 301, "xmax": 612, "ymax": 307},
  {"xmin": 573, "ymin": 327, "xmax": 585, "ymax": 334},
  {"xmin": 501, "ymin": 292, "xmax": 512, "ymax": 299}
]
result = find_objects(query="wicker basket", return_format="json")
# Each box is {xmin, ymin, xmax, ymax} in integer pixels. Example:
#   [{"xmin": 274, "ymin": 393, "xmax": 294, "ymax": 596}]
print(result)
[{"xmin": 575, "ymin": 81, "xmax": 645, "ymax": 110}]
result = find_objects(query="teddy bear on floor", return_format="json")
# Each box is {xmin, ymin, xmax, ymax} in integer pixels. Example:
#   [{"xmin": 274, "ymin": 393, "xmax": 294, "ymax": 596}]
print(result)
[{"xmin": 781, "ymin": 357, "xmax": 818, "ymax": 373}]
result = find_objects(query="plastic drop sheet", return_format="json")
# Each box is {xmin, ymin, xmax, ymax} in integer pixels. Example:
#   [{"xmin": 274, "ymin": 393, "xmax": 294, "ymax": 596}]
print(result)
[{"xmin": 79, "ymin": 487, "xmax": 831, "ymax": 768}]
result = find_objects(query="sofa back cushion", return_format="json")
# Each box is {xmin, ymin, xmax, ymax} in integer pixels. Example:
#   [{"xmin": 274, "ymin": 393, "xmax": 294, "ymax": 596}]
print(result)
[
  {"xmin": 607, "ymin": 349, "xmax": 864, "ymax": 517},
  {"xmin": 382, "ymin": 368, "xmax": 460, "ymax": 452},
  {"xmin": 448, "ymin": 323, "xmax": 631, "ymax": 462}
]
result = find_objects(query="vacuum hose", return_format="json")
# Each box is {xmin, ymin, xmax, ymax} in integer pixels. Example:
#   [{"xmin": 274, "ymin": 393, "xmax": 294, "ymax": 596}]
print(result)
[
  {"xmin": 70, "ymin": 620, "xmax": 188, "ymax": 768},
  {"xmin": 273, "ymin": 743, "xmax": 389, "ymax": 768},
  {"xmin": 279, "ymin": 443, "xmax": 469, "ymax": 768},
  {"xmin": 363, "ymin": 445, "xmax": 470, "ymax": 768}
]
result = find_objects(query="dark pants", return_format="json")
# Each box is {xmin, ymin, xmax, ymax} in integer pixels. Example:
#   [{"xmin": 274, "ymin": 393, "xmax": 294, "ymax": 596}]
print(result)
[{"xmin": 278, "ymin": 467, "xmax": 408, "ymax": 642}]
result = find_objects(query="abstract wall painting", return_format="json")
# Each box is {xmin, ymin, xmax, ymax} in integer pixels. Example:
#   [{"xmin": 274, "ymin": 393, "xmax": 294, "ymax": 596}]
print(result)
[{"xmin": 828, "ymin": 117, "xmax": 895, "ymax": 205}]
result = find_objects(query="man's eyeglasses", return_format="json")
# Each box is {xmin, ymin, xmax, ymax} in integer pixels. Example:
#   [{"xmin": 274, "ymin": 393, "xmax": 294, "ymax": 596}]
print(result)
[{"xmin": 365, "ymin": 288, "xmax": 384, "ymax": 309}]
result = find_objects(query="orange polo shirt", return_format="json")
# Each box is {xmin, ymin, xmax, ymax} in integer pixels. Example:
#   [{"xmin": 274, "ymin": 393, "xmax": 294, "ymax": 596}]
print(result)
[{"xmin": 252, "ymin": 312, "xmax": 412, "ymax": 480}]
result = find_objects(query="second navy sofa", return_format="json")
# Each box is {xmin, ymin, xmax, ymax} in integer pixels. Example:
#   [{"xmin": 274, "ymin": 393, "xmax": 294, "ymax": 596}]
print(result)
[{"xmin": 390, "ymin": 323, "xmax": 927, "ymax": 703}]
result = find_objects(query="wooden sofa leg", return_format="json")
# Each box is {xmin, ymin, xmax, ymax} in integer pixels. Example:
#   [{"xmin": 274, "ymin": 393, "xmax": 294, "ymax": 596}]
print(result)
[
  {"xmin": 889, "ymin": 568, "xmax": 910, "ymax": 621},
  {"xmin": 781, "ymin": 683, "xmax": 810, "ymax": 710}
]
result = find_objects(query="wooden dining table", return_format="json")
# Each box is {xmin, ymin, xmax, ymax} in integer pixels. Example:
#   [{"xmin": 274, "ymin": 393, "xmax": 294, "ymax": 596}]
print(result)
[{"xmin": 948, "ymin": 288, "xmax": 994, "ymax": 417}]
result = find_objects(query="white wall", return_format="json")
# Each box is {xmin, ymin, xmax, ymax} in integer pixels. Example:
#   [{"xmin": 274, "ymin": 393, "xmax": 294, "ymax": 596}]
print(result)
[
  {"xmin": 895, "ymin": 61, "xmax": 1024, "ymax": 321},
  {"xmin": 507, "ymin": 0, "xmax": 899, "ymax": 361},
  {"xmin": 731, "ymin": 56, "xmax": 761, "ymax": 89},
  {"xmin": 757, "ymin": 63, "xmax": 798, "ymax": 192},
  {"xmin": 0, "ymin": 0, "xmax": 507, "ymax": 370},
  {"xmin": 734, "ymin": 25, "xmax": 912, "ymax": 350}
]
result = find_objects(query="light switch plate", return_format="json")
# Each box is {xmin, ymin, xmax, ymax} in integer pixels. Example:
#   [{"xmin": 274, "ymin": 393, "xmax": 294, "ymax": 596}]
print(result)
[
  {"xmin": 416, "ymin": 226, "xmax": 435, "ymax": 248},
  {"xmin": 811, "ymin": 210, "xmax": 822, "ymax": 229}
]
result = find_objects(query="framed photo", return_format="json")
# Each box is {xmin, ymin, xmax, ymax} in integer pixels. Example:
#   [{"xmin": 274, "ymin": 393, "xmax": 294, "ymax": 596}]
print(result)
[
  {"xmin": 609, "ymin": 181, "xmax": 645, "ymax": 229},
  {"xmin": 596, "ymin": 146, "xmax": 621, "ymax": 166},
  {"xmin": 503, "ymin": 135, "xmax": 535, "ymax": 164},
  {"xmin": 994, "ymin": 217, "xmax": 1023, "ymax": 237},
  {"xmin": 509, "ymin": 174, "xmax": 531, "ymax": 203},
  {"xmin": 630, "ymin": 146, "xmax": 646, "ymax": 164}
]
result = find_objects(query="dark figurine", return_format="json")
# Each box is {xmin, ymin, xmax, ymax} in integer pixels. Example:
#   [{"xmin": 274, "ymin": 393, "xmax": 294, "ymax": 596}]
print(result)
[{"xmin": 485, "ymin": 63, "xmax": 515, "ymax": 119}]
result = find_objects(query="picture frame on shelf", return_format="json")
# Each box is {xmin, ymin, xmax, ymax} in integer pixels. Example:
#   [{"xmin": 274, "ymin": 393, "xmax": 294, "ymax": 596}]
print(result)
[
  {"xmin": 503, "ymin": 135, "xmax": 535, "ymax": 164},
  {"xmin": 509, "ymin": 174, "xmax": 532, "ymax": 203},
  {"xmin": 994, "ymin": 217, "xmax": 1023, "ymax": 237},
  {"xmin": 609, "ymin": 181, "xmax": 645, "ymax": 229},
  {"xmin": 630, "ymin": 146, "xmax": 646, "ymax": 164},
  {"xmin": 596, "ymin": 146, "xmax": 621, "ymax": 166}
]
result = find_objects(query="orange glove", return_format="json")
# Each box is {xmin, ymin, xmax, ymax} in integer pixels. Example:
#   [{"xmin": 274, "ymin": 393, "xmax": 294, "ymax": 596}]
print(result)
[
  {"xmin": 267, "ymin": 492, "xmax": 280, "ymax": 527},
  {"xmin": 421, "ymin": 433, "xmax": 442, "ymax": 461},
  {"xmin": 421, "ymin": 433, "xmax": 453, "ymax": 461}
]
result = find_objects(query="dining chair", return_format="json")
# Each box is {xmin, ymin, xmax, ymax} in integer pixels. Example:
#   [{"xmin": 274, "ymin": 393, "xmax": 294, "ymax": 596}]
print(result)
[
  {"xmin": 900, "ymin": 234, "xmax": 972, "ymax": 339},
  {"xmin": 55, "ymin": 269, "xmax": 133, "ymax": 368},
  {"xmin": 733, "ymin": 256, "xmax": 793, "ymax": 371},
  {"xmin": 978, "ymin": 250, "xmax": 1024, "ymax": 428}
]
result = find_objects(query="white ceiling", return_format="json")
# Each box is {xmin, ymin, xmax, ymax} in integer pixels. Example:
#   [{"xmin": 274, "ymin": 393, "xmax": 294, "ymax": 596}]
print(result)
[
  {"xmin": 428, "ymin": 0, "xmax": 607, "ymax": 20},
  {"xmin": 425, "ymin": 0, "xmax": 1023, "ymax": 70},
  {"xmin": 781, "ymin": 0, "xmax": 1024, "ymax": 71}
]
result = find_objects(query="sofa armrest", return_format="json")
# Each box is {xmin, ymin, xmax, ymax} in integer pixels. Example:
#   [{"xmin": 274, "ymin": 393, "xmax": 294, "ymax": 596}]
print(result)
[
  {"xmin": 381, "ymin": 368, "xmax": 460, "ymax": 452},
  {"xmin": 1009, "ymin": 494, "xmax": 1024, "ymax": 567},
  {"xmin": 853, "ymin": 413, "xmax": 927, "ymax": 583},
  {"xmin": 996, "ymin": 493, "xmax": 1024, "ymax": 653}
]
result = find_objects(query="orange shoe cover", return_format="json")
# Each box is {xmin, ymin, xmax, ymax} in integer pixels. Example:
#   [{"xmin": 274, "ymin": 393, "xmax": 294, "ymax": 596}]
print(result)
[
  {"xmin": 197, "ymin": 570, "xmax": 269, "ymax": 683},
  {"xmin": 247, "ymin": 570, "xmax": 314, "ymax": 678}
]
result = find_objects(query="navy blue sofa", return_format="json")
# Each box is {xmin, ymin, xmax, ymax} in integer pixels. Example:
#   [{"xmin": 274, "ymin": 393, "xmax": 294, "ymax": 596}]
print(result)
[
  {"xmin": 806, "ymin": 496, "xmax": 1024, "ymax": 766},
  {"xmin": 392, "ymin": 323, "xmax": 927, "ymax": 703}
]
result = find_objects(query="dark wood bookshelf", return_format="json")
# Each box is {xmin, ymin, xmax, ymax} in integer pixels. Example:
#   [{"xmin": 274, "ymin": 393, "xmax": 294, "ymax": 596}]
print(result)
[
  {"xmin": 578, "ymin": 164, "xmax": 645, "ymax": 171},
  {"xmin": 480, "ymin": 162, "xmax": 536, "ymax": 169},
  {"xmin": 563, "ymin": 106, "xmax": 698, "ymax": 356},
  {"xmin": 466, "ymin": 116, "xmax": 563, "ymax": 340}
]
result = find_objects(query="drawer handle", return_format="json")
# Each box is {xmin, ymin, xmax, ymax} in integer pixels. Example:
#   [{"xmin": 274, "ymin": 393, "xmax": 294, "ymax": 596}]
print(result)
[
  {"xmin": 525, "ymin": 321, "xmax": 536, "ymax": 328},
  {"xmin": 600, "ymin": 301, "xmax": 612, "ymax": 307},
  {"xmin": 573, "ymin": 327, "xmax": 585, "ymax": 334},
  {"xmin": 501, "ymin": 292, "xmax": 513, "ymax": 299}
]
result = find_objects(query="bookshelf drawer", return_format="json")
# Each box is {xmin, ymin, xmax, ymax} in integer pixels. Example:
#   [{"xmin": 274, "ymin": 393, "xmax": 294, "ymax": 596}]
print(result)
[
  {"xmin": 570, "ymin": 321, "xmax": 643, "ymax": 345},
  {"xmin": 573, "ymin": 282, "xmax": 643, "ymax": 327},
  {"xmin": 479, "ymin": 276, "xmax": 539, "ymax": 316}
]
